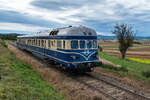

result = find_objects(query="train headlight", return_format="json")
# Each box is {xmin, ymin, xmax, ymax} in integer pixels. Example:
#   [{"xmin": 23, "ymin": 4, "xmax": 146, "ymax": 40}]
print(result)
[{"xmin": 71, "ymin": 56, "xmax": 79, "ymax": 60}]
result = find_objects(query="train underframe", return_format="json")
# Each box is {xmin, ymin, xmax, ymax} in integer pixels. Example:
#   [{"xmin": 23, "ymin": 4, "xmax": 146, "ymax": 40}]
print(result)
[{"xmin": 45, "ymin": 58, "xmax": 102, "ymax": 73}]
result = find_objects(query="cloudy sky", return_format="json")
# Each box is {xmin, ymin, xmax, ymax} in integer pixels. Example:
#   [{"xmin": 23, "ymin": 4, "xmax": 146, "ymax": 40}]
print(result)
[{"xmin": 0, "ymin": 0, "xmax": 150, "ymax": 36}]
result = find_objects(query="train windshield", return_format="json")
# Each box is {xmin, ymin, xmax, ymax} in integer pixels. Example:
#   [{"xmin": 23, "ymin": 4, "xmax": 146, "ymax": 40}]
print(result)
[
  {"xmin": 93, "ymin": 40, "xmax": 97, "ymax": 48},
  {"xmin": 71, "ymin": 40, "xmax": 78, "ymax": 49},
  {"xmin": 71, "ymin": 40, "xmax": 97, "ymax": 49},
  {"xmin": 87, "ymin": 40, "xmax": 92, "ymax": 48},
  {"xmin": 80, "ymin": 40, "xmax": 85, "ymax": 49}
]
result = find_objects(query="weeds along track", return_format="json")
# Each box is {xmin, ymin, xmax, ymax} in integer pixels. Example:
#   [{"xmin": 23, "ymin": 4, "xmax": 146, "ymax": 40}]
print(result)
[{"xmin": 8, "ymin": 42, "xmax": 150, "ymax": 100}]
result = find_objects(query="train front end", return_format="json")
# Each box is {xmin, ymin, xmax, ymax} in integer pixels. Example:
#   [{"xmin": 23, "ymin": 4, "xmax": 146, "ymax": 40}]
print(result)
[
  {"xmin": 65, "ymin": 37, "xmax": 101, "ymax": 72},
  {"xmin": 58, "ymin": 26, "xmax": 102, "ymax": 72}
]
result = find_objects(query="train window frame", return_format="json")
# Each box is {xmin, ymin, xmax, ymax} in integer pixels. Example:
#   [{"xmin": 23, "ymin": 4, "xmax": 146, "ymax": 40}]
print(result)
[
  {"xmin": 71, "ymin": 40, "xmax": 78, "ymax": 49},
  {"xmin": 41, "ymin": 40, "xmax": 44, "ymax": 47}
]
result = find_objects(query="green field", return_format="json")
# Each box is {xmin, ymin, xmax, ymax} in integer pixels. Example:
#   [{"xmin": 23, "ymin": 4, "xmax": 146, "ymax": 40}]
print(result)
[
  {"xmin": 99, "ymin": 53, "xmax": 150, "ymax": 81},
  {"xmin": 0, "ymin": 41, "xmax": 64, "ymax": 100}
]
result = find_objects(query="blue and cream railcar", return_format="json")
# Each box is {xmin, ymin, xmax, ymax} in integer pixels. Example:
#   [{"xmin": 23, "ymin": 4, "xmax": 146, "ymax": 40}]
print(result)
[{"xmin": 17, "ymin": 26, "xmax": 101, "ymax": 72}]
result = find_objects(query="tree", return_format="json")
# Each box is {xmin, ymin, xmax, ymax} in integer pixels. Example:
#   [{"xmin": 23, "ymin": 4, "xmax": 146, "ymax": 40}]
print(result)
[{"xmin": 112, "ymin": 24, "xmax": 135, "ymax": 59}]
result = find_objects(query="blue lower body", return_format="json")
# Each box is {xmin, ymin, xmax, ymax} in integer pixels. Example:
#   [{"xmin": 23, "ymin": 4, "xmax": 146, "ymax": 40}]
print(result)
[{"xmin": 17, "ymin": 43, "xmax": 101, "ymax": 71}]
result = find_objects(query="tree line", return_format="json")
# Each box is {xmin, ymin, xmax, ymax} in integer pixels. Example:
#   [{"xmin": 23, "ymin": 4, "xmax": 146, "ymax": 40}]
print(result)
[{"xmin": 0, "ymin": 33, "xmax": 20, "ymax": 40}]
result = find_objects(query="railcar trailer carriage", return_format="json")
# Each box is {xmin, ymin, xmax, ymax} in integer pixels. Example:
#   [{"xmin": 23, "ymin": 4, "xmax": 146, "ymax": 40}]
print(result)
[{"xmin": 17, "ymin": 25, "xmax": 101, "ymax": 72}]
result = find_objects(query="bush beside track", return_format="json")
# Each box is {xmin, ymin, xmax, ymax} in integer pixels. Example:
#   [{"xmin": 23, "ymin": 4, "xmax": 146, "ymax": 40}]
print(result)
[{"xmin": 0, "ymin": 40, "xmax": 64, "ymax": 100}]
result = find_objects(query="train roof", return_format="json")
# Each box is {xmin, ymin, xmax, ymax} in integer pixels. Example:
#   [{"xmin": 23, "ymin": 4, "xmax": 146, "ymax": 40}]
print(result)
[{"xmin": 18, "ymin": 25, "xmax": 97, "ymax": 38}]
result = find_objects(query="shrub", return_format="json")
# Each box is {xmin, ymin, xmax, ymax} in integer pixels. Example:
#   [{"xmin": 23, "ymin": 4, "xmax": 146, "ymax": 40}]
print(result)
[
  {"xmin": 119, "ymin": 66, "xmax": 128, "ymax": 72},
  {"xmin": 98, "ymin": 45, "xmax": 103, "ymax": 52},
  {"xmin": 0, "ymin": 40, "xmax": 7, "ymax": 48},
  {"xmin": 142, "ymin": 70, "xmax": 150, "ymax": 78},
  {"xmin": 133, "ymin": 41, "xmax": 141, "ymax": 44}
]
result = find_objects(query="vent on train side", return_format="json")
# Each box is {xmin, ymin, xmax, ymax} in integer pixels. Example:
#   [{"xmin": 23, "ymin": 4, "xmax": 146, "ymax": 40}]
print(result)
[
  {"xmin": 49, "ymin": 30, "xmax": 59, "ymax": 35},
  {"xmin": 83, "ymin": 32, "xmax": 92, "ymax": 36}
]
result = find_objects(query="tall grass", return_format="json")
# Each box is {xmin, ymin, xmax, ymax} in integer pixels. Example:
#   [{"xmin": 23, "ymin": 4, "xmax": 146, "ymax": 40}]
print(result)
[{"xmin": 0, "ymin": 42, "xmax": 64, "ymax": 100}]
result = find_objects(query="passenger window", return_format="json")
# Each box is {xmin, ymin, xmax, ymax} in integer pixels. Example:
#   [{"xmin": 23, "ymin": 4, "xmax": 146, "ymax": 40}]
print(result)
[
  {"xmin": 57, "ymin": 40, "xmax": 61, "ymax": 48},
  {"xmin": 33, "ymin": 40, "xmax": 35, "ymax": 45},
  {"xmin": 63, "ymin": 40, "xmax": 65, "ymax": 49},
  {"xmin": 71, "ymin": 40, "xmax": 78, "ymax": 49},
  {"xmin": 32, "ymin": 40, "xmax": 33, "ymax": 45},
  {"xmin": 38, "ymin": 40, "xmax": 40, "ymax": 46},
  {"xmin": 80, "ymin": 40, "xmax": 85, "ymax": 49},
  {"xmin": 41, "ymin": 40, "xmax": 44, "ymax": 47},
  {"xmin": 51, "ymin": 41, "xmax": 54, "ymax": 47},
  {"xmin": 93, "ymin": 40, "xmax": 97, "ymax": 48},
  {"xmin": 87, "ymin": 40, "xmax": 92, "ymax": 48},
  {"xmin": 48, "ymin": 40, "xmax": 51, "ymax": 48},
  {"xmin": 36, "ymin": 40, "xmax": 37, "ymax": 46}
]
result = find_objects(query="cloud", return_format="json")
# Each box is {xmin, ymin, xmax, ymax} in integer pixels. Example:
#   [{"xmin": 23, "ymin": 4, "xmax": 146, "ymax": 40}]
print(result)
[
  {"xmin": 97, "ymin": 32, "xmax": 115, "ymax": 36},
  {"xmin": 31, "ymin": 0, "xmax": 83, "ymax": 10},
  {"xmin": 0, "ymin": 10, "xmax": 56, "ymax": 27},
  {"xmin": 0, "ymin": 0, "xmax": 150, "ymax": 36},
  {"xmin": 0, "ymin": 22, "xmax": 48, "ymax": 32}
]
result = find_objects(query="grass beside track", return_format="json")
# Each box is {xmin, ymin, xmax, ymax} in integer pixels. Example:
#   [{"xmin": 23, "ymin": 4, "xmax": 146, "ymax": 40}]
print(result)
[
  {"xmin": 0, "ymin": 40, "xmax": 64, "ymax": 100},
  {"xmin": 99, "ymin": 53, "xmax": 150, "ymax": 81}
]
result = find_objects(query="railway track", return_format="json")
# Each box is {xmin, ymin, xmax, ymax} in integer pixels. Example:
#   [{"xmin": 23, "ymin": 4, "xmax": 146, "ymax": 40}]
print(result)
[
  {"xmin": 86, "ymin": 72, "xmax": 150, "ymax": 100},
  {"xmin": 8, "ymin": 42, "xmax": 150, "ymax": 100}
]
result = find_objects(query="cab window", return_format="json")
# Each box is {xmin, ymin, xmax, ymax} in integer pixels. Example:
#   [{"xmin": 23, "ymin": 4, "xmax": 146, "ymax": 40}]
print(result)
[
  {"xmin": 71, "ymin": 40, "xmax": 78, "ymax": 49},
  {"xmin": 80, "ymin": 40, "xmax": 85, "ymax": 49},
  {"xmin": 87, "ymin": 40, "xmax": 92, "ymax": 48},
  {"xmin": 93, "ymin": 40, "xmax": 97, "ymax": 48}
]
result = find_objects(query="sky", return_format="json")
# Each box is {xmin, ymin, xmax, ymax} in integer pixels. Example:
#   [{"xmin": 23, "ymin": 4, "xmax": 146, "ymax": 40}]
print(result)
[{"xmin": 0, "ymin": 0, "xmax": 150, "ymax": 36}]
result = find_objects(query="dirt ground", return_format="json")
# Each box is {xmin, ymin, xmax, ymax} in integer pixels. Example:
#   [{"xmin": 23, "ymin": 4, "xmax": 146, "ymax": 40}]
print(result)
[
  {"xmin": 100, "ymin": 41, "xmax": 150, "ymax": 59},
  {"xmin": 94, "ymin": 68, "xmax": 150, "ymax": 97},
  {"xmin": 103, "ymin": 49, "xmax": 150, "ymax": 59}
]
